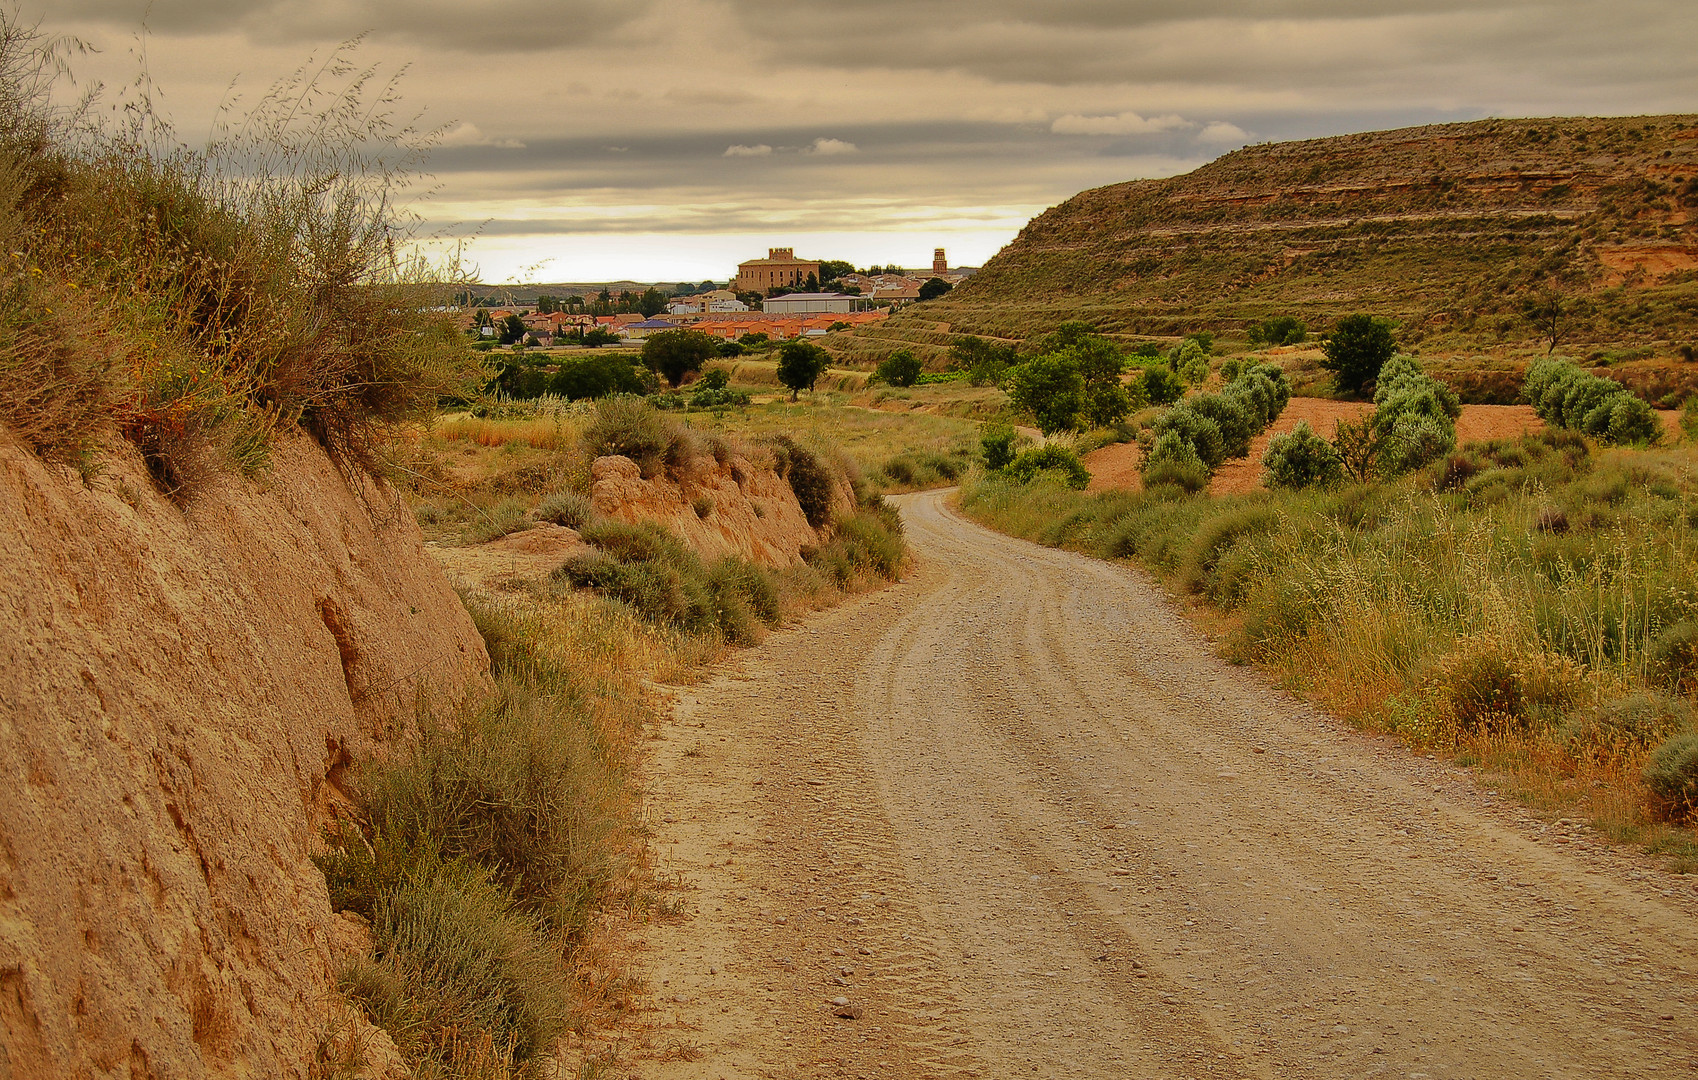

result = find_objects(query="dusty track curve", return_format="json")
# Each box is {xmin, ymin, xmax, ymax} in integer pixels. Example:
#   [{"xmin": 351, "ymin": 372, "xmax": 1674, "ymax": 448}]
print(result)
[{"xmin": 626, "ymin": 489, "xmax": 1698, "ymax": 1080}]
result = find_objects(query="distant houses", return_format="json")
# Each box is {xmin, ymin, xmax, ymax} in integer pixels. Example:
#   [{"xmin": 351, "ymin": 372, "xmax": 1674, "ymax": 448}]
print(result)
[{"xmin": 456, "ymin": 243, "xmax": 979, "ymax": 347}]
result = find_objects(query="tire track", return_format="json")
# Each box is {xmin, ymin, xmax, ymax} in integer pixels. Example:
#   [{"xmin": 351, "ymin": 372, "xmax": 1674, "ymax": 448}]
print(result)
[{"xmin": 628, "ymin": 488, "xmax": 1698, "ymax": 1080}]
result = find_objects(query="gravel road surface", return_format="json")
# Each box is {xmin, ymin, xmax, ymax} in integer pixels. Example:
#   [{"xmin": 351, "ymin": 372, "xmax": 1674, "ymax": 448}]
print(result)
[{"xmin": 623, "ymin": 489, "xmax": 1698, "ymax": 1079}]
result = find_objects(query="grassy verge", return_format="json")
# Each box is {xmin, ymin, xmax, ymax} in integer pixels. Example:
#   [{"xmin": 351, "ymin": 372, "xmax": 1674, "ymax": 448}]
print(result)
[{"xmin": 959, "ymin": 429, "xmax": 1698, "ymax": 869}]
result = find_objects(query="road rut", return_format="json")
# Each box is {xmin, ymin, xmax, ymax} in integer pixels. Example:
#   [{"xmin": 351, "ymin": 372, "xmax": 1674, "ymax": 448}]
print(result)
[{"xmin": 624, "ymin": 489, "xmax": 1698, "ymax": 1079}]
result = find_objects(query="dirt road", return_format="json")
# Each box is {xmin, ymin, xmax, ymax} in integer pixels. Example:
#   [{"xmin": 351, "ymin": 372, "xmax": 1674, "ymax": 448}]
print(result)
[{"xmin": 621, "ymin": 490, "xmax": 1698, "ymax": 1079}]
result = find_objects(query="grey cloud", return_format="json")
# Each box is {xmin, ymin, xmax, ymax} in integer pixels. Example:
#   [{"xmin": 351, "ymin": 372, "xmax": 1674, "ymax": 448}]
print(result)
[
  {"xmin": 727, "ymin": 0, "xmax": 1695, "ymax": 95},
  {"xmin": 54, "ymin": 0, "xmax": 657, "ymax": 51}
]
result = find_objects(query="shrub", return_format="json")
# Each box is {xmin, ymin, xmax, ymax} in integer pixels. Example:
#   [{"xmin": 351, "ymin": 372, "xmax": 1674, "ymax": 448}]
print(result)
[
  {"xmin": 953, "ymin": 335, "xmax": 1018, "ymax": 387},
  {"xmin": 1522, "ymin": 356, "xmax": 1659, "ymax": 445},
  {"xmin": 1644, "ymin": 734, "xmax": 1698, "ymax": 822},
  {"xmin": 1140, "ymin": 365, "xmax": 1184, "ymax": 405},
  {"xmin": 1150, "ymin": 405, "xmax": 1226, "ymax": 470},
  {"xmin": 875, "ymin": 349, "xmax": 923, "ymax": 387},
  {"xmin": 1560, "ymin": 694, "xmax": 1688, "ymax": 760},
  {"xmin": 981, "ymin": 422, "xmax": 1019, "ymax": 470},
  {"xmin": 1141, "ymin": 430, "xmax": 1211, "ymax": 492},
  {"xmin": 641, "ymin": 328, "xmax": 718, "ymax": 387},
  {"xmin": 776, "ymin": 339, "xmax": 829, "ymax": 399},
  {"xmin": 770, "ymin": 436, "xmax": 837, "ymax": 527},
  {"xmin": 1649, "ymin": 621, "xmax": 1698, "ymax": 692},
  {"xmin": 468, "ymin": 498, "xmax": 530, "ymax": 543},
  {"xmin": 1181, "ymin": 504, "xmax": 1279, "ymax": 597},
  {"xmin": 697, "ymin": 367, "xmax": 730, "ymax": 390},
  {"xmin": 557, "ymin": 520, "xmax": 779, "ymax": 642},
  {"xmin": 536, "ymin": 489, "xmax": 593, "ymax": 529},
  {"xmin": 1249, "ymin": 315, "xmax": 1307, "ymax": 347},
  {"xmin": 344, "ymin": 859, "xmax": 572, "ymax": 1069},
  {"xmin": 1262, "ymin": 421, "xmax": 1344, "ymax": 489},
  {"xmin": 548, "ymin": 354, "xmax": 647, "ymax": 400},
  {"xmin": 1187, "ymin": 393, "xmax": 1255, "ymax": 459},
  {"xmin": 584, "ymin": 395, "xmax": 692, "ymax": 478},
  {"xmin": 1004, "ymin": 445, "xmax": 1091, "ymax": 489},
  {"xmin": 809, "ymin": 504, "xmax": 906, "ymax": 583},
  {"xmin": 1436, "ymin": 642, "xmax": 1527, "ymax": 731}
]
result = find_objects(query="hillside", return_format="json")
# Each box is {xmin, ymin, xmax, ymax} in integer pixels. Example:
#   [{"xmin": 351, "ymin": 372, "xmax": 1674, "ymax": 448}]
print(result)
[{"xmin": 907, "ymin": 115, "xmax": 1698, "ymax": 351}]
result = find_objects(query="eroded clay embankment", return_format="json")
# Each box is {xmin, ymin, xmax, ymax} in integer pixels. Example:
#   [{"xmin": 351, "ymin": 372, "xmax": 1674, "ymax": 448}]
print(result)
[{"xmin": 0, "ymin": 430, "xmax": 489, "ymax": 1079}]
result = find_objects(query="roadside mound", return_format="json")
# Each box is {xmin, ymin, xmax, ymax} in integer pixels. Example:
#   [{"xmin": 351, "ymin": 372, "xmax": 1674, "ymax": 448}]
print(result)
[
  {"xmin": 590, "ymin": 440, "xmax": 856, "ymax": 567},
  {"xmin": 0, "ymin": 428, "xmax": 488, "ymax": 1079}
]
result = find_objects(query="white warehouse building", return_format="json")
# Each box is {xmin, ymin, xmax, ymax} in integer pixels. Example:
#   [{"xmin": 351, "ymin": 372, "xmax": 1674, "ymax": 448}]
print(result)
[{"xmin": 759, "ymin": 292, "xmax": 861, "ymax": 315}]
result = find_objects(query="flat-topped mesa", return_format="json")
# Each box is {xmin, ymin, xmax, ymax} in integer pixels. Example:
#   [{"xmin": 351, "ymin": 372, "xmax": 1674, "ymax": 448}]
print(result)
[{"xmin": 912, "ymin": 115, "xmax": 1698, "ymax": 347}]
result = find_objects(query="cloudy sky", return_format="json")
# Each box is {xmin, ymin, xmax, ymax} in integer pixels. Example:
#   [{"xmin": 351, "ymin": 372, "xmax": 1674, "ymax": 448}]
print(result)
[{"xmin": 33, "ymin": 0, "xmax": 1698, "ymax": 284}]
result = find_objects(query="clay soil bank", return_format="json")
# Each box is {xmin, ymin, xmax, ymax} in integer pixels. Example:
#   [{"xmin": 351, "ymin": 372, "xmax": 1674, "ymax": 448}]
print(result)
[{"xmin": 618, "ymin": 491, "xmax": 1698, "ymax": 1079}]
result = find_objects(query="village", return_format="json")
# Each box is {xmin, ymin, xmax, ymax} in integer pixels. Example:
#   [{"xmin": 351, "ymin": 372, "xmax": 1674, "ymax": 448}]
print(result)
[{"xmin": 462, "ymin": 246, "xmax": 975, "ymax": 347}]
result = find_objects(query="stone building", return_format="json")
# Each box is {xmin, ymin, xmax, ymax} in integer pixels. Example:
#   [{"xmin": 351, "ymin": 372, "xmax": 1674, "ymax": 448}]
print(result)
[{"xmin": 735, "ymin": 248, "xmax": 821, "ymax": 293}]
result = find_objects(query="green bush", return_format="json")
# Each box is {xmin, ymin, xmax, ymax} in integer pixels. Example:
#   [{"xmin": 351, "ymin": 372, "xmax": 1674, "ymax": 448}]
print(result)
[
  {"xmin": 1149, "ymin": 406, "xmax": 1226, "ymax": 470},
  {"xmin": 1523, "ymin": 356, "xmax": 1659, "ymax": 445},
  {"xmin": 1005, "ymin": 353, "xmax": 1086, "ymax": 434},
  {"xmin": 557, "ymin": 520, "xmax": 781, "ymax": 643},
  {"xmin": 809, "ymin": 503, "xmax": 906, "ymax": 582},
  {"xmin": 1249, "ymin": 315, "xmax": 1307, "ymax": 347},
  {"xmin": 1644, "ymin": 733, "xmax": 1698, "ymax": 822},
  {"xmin": 536, "ymin": 489, "xmax": 593, "ymax": 529},
  {"xmin": 875, "ymin": 349, "xmax": 923, "ymax": 387},
  {"xmin": 1141, "ymin": 431, "xmax": 1211, "ymax": 493},
  {"xmin": 1144, "ymin": 363, "xmax": 1291, "ymax": 480},
  {"xmin": 584, "ymin": 396, "xmax": 694, "ymax": 478},
  {"xmin": 1140, "ymin": 365, "xmax": 1184, "ymax": 405},
  {"xmin": 1005, "ymin": 445, "xmax": 1091, "ymax": 489},
  {"xmin": 547, "ymin": 354, "xmax": 648, "ymax": 400},
  {"xmin": 1321, "ymin": 314, "xmax": 1398, "ymax": 398},
  {"xmin": 1649, "ymin": 621, "xmax": 1698, "ymax": 692},
  {"xmin": 981, "ymin": 422, "xmax": 1019, "ymax": 470},
  {"xmin": 1262, "ymin": 421, "xmax": 1344, "ymax": 489},
  {"xmin": 770, "ymin": 436, "xmax": 837, "ymax": 527}
]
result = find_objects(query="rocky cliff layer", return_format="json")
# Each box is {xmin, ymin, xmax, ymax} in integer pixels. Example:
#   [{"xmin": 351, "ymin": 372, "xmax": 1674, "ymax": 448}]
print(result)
[
  {"xmin": 913, "ymin": 114, "xmax": 1698, "ymax": 348},
  {"xmin": 0, "ymin": 430, "xmax": 490, "ymax": 1079}
]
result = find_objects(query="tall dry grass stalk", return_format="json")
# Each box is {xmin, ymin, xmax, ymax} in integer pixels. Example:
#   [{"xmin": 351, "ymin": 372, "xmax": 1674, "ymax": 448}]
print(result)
[
  {"xmin": 0, "ymin": 11, "xmax": 482, "ymax": 482},
  {"xmin": 434, "ymin": 414, "xmax": 581, "ymax": 451}
]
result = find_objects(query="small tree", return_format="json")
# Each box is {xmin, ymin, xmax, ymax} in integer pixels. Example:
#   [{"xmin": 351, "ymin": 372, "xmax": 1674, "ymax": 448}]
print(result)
[
  {"xmin": 980, "ymin": 423, "xmax": 1019, "ymax": 470},
  {"xmin": 918, "ymin": 277, "xmax": 953, "ymax": 301},
  {"xmin": 1248, "ymin": 316, "xmax": 1307, "ymax": 347},
  {"xmin": 642, "ymin": 328, "xmax": 719, "ymax": 387},
  {"xmin": 776, "ymin": 340, "xmax": 829, "ymax": 400},
  {"xmin": 638, "ymin": 288, "xmax": 669, "ymax": 317},
  {"xmin": 875, "ymin": 349, "xmax": 923, "ymax": 387},
  {"xmin": 1320, "ymin": 314, "xmax": 1398, "ymax": 398},
  {"xmin": 1005, "ymin": 353, "xmax": 1085, "ymax": 434},
  {"xmin": 499, "ymin": 313, "xmax": 527, "ymax": 345},
  {"xmin": 1140, "ymin": 365, "xmax": 1184, "ymax": 405}
]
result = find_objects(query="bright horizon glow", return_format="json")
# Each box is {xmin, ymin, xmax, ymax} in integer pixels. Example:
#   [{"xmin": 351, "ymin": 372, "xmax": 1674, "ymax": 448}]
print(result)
[{"xmin": 435, "ymin": 227, "xmax": 1027, "ymax": 286}]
